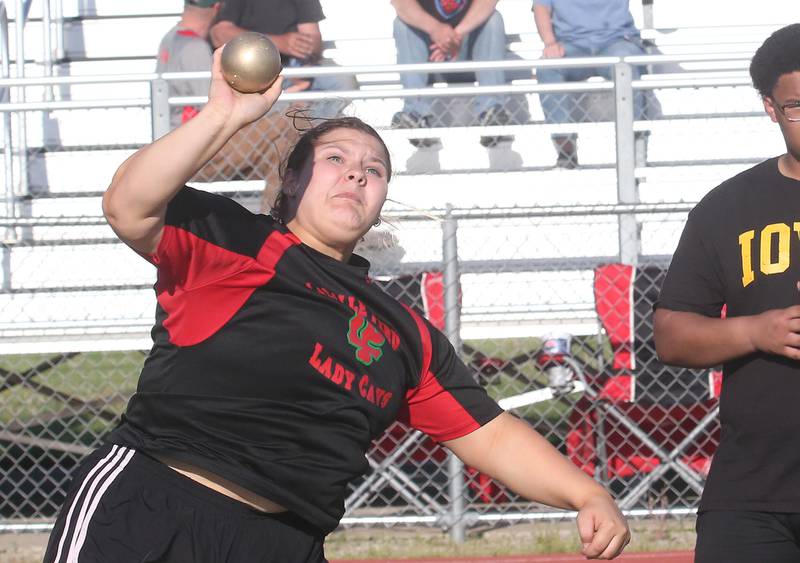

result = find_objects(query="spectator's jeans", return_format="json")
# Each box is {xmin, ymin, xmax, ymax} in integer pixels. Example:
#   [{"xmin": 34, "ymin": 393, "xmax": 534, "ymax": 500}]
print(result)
[
  {"xmin": 285, "ymin": 57, "xmax": 358, "ymax": 119},
  {"xmin": 393, "ymin": 11, "xmax": 507, "ymax": 117},
  {"xmin": 537, "ymin": 37, "xmax": 648, "ymax": 133}
]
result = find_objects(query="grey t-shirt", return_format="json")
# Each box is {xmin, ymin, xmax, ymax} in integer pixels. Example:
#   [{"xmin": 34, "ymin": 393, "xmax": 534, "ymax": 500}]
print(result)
[{"xmin": 156, "ymin": 26, "xmax": 212, "ymax": 129}]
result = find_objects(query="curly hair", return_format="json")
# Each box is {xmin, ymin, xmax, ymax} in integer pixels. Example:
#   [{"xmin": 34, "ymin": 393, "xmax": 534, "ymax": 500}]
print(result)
[
  {"xmin": 272, "ymin": 116, "xmax": 392, "ymax": 222},
  {"xmin": 750, "ymin": 23, "xmax": 800, "ymax": 98}
]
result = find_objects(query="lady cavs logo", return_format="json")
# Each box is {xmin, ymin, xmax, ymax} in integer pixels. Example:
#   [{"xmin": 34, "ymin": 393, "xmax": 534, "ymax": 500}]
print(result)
[{"xmin": 348, "ymin": 313, "xmax": 386, "ymax": 365}]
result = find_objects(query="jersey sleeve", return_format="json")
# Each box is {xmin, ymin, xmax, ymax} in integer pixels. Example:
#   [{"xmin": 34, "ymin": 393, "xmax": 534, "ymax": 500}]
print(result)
[
  {"xmin": 296, "ymin": 0, "xmax": 325, "ymax": 23},
  {"xmin": 398, "ymin": 307, "xmax": 503, "ymax": 442},
  {"xmin": 215, "ymin": 0, "xmax": 244, "ymax": 26},
  {"xmin": 657, "ymin": 207, "xmax": 725, "ymax": 317},
  {"xmin": 532, "ymin": 0, "xmax": 554, "ymax": 9},
  {"xmin": 149, "ymin": 186, "xmax": 272, "ymax": 288}
]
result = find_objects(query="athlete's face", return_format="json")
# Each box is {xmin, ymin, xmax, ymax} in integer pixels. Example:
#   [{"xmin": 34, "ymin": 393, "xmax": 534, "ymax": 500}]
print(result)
[
  {"xmin": 285, "ymin": 128, "xmax": 390, "ymax": 260},
  {"xmin": 764, "ymin": 71, "xmax": 800, "ymax": 168}
]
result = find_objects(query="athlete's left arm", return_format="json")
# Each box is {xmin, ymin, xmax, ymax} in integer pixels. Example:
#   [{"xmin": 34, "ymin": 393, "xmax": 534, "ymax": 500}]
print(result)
[{"xmin": 444, "ymin": 412, "xmax": 630, "ymax": 560}]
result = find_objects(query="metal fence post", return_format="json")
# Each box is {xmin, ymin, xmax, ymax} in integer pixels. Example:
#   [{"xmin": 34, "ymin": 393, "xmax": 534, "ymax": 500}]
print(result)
[
  {"xmin": 442, "ymin": 204, "xmax": 466, "ymax": 543},
  {"xmin": 150, "ymin": 78, "xmax": 170, "ymax": 141},
  {"xmin": 614, "ymin": 61, "xmax": 639, "ymax": 265},
  {"xmin": 13, "ymin": 0, "xmax": 27, "ymax": 198}
]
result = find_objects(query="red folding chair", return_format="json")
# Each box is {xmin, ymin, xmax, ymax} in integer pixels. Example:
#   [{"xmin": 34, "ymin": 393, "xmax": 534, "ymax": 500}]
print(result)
[{"xmin": 566, "ymin": 263, "xmax": 721, "ymax": 508}]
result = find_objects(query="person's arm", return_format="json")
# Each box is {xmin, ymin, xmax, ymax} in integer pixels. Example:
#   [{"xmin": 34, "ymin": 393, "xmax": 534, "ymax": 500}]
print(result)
[
  {"xmin": 453, "ymin": 0, "xmax": 498, "ymax": 37},
  {"xmin": 532, "ymin": 3, "xmax": 564, "ymax": 58},
  {"xmin": 209, "ymin": 19, "xmax": 249, "ymax": 48},
  {"xmin": 296, "ymin": 22, "xmax": 323, "ymax": 61},
  {"xmin": 212, "ymin": 19, "xmax": 317, "ymax": 61},
  {"xmin": 445, "ymin": 413, "xmax": 629, "ymax": 560},
  {"xmin": 654, "ymin": 306, "xmax": 800, "ymax": 368},
  {"xmin": 391, "ymin": 0, "xmax": 460, "ymax": 55},
  {"xmin": 102, "ymin": 48, "xmax": 283, "ymax": 256}
]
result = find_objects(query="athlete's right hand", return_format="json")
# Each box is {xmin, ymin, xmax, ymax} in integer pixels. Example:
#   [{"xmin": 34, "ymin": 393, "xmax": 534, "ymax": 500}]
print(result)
[
  {"xmin": 749, "ymin": 305, "xmax": 800, "ymax": 360},
  {"xmin": 205, "ymin": 46, "xmax": 284, "ymax": 129}
]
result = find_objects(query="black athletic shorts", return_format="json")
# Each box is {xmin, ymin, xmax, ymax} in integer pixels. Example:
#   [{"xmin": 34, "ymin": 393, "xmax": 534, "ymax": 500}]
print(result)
[
  {"xmin": 696, "ymin": 510, "xmax": 800, "ymax": 563},
  {"xmin": 43, "ymin": 443, "xmax": 327, "ymax": 563}
]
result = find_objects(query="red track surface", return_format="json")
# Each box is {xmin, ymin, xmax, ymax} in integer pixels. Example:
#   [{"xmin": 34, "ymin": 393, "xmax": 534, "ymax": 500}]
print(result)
[{"xmin": 333, "ymin": 551, "xmax": 692, "ymax": 563}]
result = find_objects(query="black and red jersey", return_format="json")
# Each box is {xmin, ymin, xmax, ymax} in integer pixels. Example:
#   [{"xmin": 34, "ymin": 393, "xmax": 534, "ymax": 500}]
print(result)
[{"xmin": 108, "ymin": 186, "xmax": 503, "ymax": 533}]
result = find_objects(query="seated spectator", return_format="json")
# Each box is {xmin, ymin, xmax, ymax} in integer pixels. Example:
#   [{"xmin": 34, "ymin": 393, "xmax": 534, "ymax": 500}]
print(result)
[
  {"xmin": 209, "ymin": 0, "xmax": 357, "ymax": 119},
  {"xmin": 532, "ymin": 0, "xmax": 658, "ymax": 168},
  {"xmin": 390, "ymin": 0, "xmax": 512, "ymax": 135},
  {"xmin": 156, "ymin": 0, "xmax": 303, "ymax": 189},
  {"xmin": 156, "ymin": 0, "xmax": 219, "ymax": 131}
]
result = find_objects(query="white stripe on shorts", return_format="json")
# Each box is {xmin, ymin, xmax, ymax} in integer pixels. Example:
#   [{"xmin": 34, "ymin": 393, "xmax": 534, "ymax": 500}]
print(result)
[
  {"xmin": 68, "ymin": 447, "xmax": 135, "ymax": 562},
  {"xmin": 51, "ymin": 445, "xmax": 136, "ymax": 563}
]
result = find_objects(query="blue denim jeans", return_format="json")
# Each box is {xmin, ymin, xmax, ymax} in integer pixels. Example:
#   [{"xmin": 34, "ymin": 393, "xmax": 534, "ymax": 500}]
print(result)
[
  {"xmin": 393, "ymin": 11, "xmax": 508, "ymax": 117},
  {"xmin": 537, "ymin": 36, "xmax": 648, "ymax": 127}
]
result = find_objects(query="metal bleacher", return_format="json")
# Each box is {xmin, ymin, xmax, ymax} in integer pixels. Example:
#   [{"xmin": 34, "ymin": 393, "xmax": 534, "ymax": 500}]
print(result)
[{"xmin": 0, "ymin": 0, "xmax": 787, "ymax": 354}]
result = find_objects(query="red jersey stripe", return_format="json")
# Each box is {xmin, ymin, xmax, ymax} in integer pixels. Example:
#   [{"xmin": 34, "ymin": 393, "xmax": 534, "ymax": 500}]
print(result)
[
  {"xmin": 156, "ymin": 227, "xmax": 299, "ymax": 346},
  {"xmin": 399, "ymin": 303, "xmax": 481, "ymax": 442}
]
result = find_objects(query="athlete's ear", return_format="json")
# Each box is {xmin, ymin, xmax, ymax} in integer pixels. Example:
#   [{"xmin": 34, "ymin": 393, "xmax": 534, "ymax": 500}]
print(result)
[
  {"xmin": 282, "ymin": 169, "xmax": 300, "ymax": 196},
  {"xmin": 763, "ymin": 96, "xmax": 779, "ymax": 124}
]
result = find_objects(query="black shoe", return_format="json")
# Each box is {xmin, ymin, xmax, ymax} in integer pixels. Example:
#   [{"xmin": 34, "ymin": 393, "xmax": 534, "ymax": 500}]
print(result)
[
  {"xmin": 552, "ymin": 134, "xmax": 578, "ymax": 169},
  {"xmin": 477, "ymin": 105, "xmax": 513, "ymax": 147},
  {"xmin": 391, "ymin": 111, "xmax": 431, "ymax": 129},
  {"xmin": 391, "ymin": 111, "xmax": 439, "ymax": 148},
  {"xmin": 555, "ymin": 155, "xmax": 579, "ymax": 169}
]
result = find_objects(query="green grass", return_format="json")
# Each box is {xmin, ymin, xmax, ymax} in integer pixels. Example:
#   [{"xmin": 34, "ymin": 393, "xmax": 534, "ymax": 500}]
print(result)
[
  {"xmin": 0, "ymin": 517, "xmax": 697, "ymax": 563},
  {"xmin": 0, "ymin": 336, "xmax": 610, "ymax": 452},
  {"xmin": 0, "ymin": 351, "xmax": 144, "ymax": 440},
  {"xmin": 325, "ymin": 517, "xmax": 695, "ymax": 559}
]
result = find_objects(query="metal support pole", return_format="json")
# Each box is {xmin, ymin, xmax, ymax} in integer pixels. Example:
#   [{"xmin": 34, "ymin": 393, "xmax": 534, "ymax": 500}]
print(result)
[
  {"xmin": 642, "ymin": 0, "xmax": 654, "ymax": 31},
  {"xmin": 150, "ymin": 78, "xmax": 170, "ymax": 141},
  {"xmin": 0, "ymin": 1, "xmax": 13, "ymax": 290},
  {"xmin": 442, "ymin": 204, "xmax": 465, "ymax": 543},
  {"xmin": 42, "ymin": 0, "xmax": 53, "ymax": 101},
  {"xmin": 13, "ymin": 0, "xmax": 27, "ymax": 197},
  {"xmin": 54, "ymin": 0, "xmax": 63, "ymax": 61},
  {"xmin": 614, "ymin": 62, "xmax": 639, "ymax": 265}
]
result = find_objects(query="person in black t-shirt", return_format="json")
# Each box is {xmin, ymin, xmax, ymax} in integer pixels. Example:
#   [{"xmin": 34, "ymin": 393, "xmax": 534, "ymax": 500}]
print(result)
[
  {"xmin": 209, "ymin": 0, "xmax": 356, "ymax": 118},
  {"xmin": 43, "ymin": 47, "xmax": 629, "ymax": 563},
  {"xmin": 654, "ymin": 24, "xmax": 800, "ymax": 563}
]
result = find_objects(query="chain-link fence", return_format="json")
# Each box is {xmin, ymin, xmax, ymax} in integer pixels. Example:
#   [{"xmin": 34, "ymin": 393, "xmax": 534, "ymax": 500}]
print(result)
[
  {"xmin": 0, "ymin": 55, "xmax": 779, "ymax": 537},
  {"xmin": 0, "ymin": 205, "xmax": 720, "ymax": 535}
]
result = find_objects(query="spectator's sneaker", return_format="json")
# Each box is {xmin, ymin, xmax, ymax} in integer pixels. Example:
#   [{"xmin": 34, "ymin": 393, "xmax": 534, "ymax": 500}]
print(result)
[
  {"xmin": 553, "ymin": 135, "xmax": 579, "ymax": 169},
  {"xmin": 555, "ymin": 154, "xmax": 579, "ymax": 169},
  {"xmin": 391, "ymin": 111, "xmax": 430, "ymax": 129},
  {"xmin": 391, "ymin": 111, "xmax": 439, "ymax": 148},
  {"xmin": 477, "ymin": 105, "xmax": 513, "ymax": 148}
]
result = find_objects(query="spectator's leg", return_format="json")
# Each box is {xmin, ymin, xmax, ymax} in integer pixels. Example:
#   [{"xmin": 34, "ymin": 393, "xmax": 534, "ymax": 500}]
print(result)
[
  {"xmin": 598, "ymin": 37, "xmax": 651, "ymax": 164},
  {"xmin": 536, "ymin": 43, "xmax": 590, "ymax": 167},
  {"xmin": 308, "ymin": 58, "xmax": 359, "ymax": 119},
  {"xmin": 463, "ymin": 11, "xmax": 514, "ymax": 146},
  {"xmin": 466, "ymin": 10, "xmax": 507, "ymax": 117},
  {"xmin": 598, "ymin": 37, "xmax": 647, "ymax": 119},
  {"xmin": 393, "ymin": 17, "xmax": 434, "ymax": 121}
]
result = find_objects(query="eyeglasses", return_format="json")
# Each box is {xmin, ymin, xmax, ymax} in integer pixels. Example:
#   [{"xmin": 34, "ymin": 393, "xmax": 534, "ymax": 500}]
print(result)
[{"xmin": 771, "ymin": 99, "xmax": 800, "ymax": 122}]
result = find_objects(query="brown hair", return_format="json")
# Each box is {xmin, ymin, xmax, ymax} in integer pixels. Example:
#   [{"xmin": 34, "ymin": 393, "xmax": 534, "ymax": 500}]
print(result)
[{"xmin": 272, "ymin": 117, "xmax": 392, "ymax": 221}]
